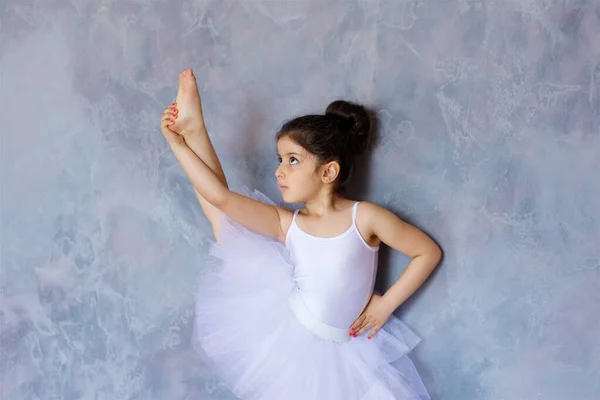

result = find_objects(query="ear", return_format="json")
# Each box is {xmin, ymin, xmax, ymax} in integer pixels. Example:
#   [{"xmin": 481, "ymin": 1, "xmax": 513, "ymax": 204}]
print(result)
[{"xmin": 320, "ymin": 160, "xmax": 340, "ymax": 184}]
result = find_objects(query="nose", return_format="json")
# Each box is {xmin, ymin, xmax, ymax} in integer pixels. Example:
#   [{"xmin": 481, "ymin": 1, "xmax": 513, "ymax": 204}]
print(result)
[{"xmin": 275, "ymin": 164, "xmax": 284, "ymax": 179}]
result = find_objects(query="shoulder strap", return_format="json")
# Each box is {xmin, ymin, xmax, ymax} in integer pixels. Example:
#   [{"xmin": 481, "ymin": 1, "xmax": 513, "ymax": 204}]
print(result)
[
  {"xmin": 351, "ymin": 202, "xmax": 360, "ymax": 224},
  {"xmin": 284, "ymin": 209, "xmax": 301, "ymax": 245}
]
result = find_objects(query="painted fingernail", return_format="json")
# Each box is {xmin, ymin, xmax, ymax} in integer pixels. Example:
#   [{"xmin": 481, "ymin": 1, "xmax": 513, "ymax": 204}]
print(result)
[{"xmin": 368, "ymin": 336, "xmax": 372, "ymax": 340}]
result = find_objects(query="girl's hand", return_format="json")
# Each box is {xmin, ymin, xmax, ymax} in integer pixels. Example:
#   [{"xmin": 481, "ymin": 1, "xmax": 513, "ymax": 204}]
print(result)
[
  {"xmin": 349, "ymin": 293, "xmax": 395, "ymax": 339},
  {"xmin": 161, "ymin": 104, "xmax": 185, "ymax": 146}
]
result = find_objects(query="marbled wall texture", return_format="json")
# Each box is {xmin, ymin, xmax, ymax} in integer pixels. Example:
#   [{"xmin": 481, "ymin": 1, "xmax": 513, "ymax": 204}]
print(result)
[{"xmin": 1, "ymin": 0, "xmax": 599, "ymax": 399}]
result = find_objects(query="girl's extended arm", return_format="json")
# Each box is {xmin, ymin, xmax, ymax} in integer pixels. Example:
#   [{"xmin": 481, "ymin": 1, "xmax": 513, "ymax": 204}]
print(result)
[
  {"xmin": 168, "ymin": 138, "xmax": 289, "ymax": 242},
  {"xmin": 181, "ymin": 124, "xmax": 229, "ymax": 239}
]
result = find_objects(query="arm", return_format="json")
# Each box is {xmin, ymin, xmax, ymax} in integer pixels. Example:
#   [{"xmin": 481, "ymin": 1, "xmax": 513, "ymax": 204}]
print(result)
[
  {"xmin": 367, "ymin": 203, "xmax": 442, "ymax": 311},
  {"xmin": 350, "ymin": 202, "xmax": 442, "ymax": 338},
  {"xmin": 168, "ymin": 139, "xmax": 289, "ymax": 242},
  {"xmin": 183, "ymin": 125, "xmax": 229, "ymax": 238}
]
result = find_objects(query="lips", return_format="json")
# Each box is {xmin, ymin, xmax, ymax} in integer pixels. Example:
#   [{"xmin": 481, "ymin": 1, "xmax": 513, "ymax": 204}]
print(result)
[{"xmin": 278, "ymin": 184, "xmax": 288, "ymax": 191}]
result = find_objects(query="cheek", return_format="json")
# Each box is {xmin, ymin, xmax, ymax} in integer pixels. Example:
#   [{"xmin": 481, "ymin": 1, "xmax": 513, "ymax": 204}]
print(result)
[
  {"xmin": 289, "ymin": 164, "xmax": 319, "ymax": 188},
  {"xmin": 297, "ymin": 173, "xmax": 319, "ymax": 192}
]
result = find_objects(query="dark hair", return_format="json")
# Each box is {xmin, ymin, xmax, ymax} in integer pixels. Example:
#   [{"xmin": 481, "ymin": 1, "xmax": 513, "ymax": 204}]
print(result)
[{"xmin": 276, "ymin": 100, "xmax": 372, "ymax": 185}]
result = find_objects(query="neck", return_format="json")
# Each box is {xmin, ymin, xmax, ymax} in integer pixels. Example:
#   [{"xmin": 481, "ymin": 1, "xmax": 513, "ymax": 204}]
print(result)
[{"xmin": 303, "ymin": 188, "xmax": 345, "ymax": 216}]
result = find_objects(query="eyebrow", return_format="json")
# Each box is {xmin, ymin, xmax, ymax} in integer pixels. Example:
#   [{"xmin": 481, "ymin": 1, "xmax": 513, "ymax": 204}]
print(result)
[{"xmin": 277, "ymin": 152, "xmax": 303, "ymax": 157}]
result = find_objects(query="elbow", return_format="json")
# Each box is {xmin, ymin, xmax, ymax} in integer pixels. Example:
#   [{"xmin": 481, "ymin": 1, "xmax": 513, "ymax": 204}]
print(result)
[
  {"xmin": 413, "ymin": 245, "xmax": 442, "ymax": 269},
  {"xmin": 212, "ymin": 195, "xmax": 228, "ymax": 210},
  {"xmin": 419, "ymin": 244, "xmax": 442, "ymax": 268},
  {"xmin": 194, "ymin": 185, "xmax": 229, "ymax": 209},
  {"xmin": 209, "ymin": 188, "xmax": 230, "ymax": 210},
  {"xmin": 432, "ymin": 245, "xmax": 443, "ymax": 266}
]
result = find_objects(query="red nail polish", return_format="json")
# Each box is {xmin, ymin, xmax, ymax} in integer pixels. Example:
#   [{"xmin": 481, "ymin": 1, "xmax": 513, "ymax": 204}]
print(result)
[{"xmin": 368, "ymin": 336, "xmax": 371, "ymax": 340}]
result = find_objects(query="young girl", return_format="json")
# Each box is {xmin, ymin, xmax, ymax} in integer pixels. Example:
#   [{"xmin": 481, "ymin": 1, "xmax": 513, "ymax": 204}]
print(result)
[{"xmin": 161, "ymin": 69, "xmax": 441, "ymax": 399}]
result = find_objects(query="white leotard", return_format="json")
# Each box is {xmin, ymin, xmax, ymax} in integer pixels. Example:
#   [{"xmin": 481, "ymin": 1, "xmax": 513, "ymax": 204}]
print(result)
[{"xmin": 285, "ymin": 202, "xmax": 379, "ymax": 342}]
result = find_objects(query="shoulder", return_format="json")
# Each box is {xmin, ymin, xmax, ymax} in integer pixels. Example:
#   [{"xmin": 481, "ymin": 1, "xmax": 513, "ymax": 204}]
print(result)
[
  {"xmin": 356, "ymin": 202, "xmax": 442, "ymax": 260},
  {"xmin": 355, "ymin": 201, "xmax": 396, "ymax": 222},
  {"xmin": 354, "ymin": 201, "xmax": 400, "ymax": 246},
  {"xmin": 356, "ymin": 201, "xmax": 408, "ymax": 231}
]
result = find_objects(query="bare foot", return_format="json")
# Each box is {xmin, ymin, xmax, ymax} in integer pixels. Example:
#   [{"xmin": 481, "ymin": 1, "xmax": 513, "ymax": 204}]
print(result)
[{"xmin": 171, "ymin": 69, "xmax": 205, "ymax": 136}]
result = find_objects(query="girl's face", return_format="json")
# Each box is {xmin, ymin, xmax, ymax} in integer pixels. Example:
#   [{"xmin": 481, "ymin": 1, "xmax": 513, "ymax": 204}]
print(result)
[{"xmin": 275, "ymin": 136, "xmax": 324, "ymax": 203}]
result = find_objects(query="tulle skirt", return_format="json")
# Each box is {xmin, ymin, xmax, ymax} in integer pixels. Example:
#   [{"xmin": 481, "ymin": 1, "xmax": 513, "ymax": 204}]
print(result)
[{"xmin": 193, "ymin": 189, "xmax": 431, "ymax": 399}]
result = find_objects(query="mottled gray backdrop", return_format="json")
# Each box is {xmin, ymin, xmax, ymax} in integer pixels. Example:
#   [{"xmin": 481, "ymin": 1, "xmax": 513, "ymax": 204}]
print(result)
[{"xmin": 1, "ymin": 0, "xmax": 599, "ymax": 399}]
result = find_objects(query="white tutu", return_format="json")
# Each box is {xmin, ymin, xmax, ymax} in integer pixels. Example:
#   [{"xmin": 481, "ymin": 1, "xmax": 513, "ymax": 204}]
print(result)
[{"xmin": 193, "ymin": 189, "xmax": 431, "ymax": 399}]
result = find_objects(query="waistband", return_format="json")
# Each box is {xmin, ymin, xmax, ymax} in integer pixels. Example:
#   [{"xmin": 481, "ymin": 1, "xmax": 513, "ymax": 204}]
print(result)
[{"xmin": 288, "ymin": 290, "xmax": 351, "ymax": 343}]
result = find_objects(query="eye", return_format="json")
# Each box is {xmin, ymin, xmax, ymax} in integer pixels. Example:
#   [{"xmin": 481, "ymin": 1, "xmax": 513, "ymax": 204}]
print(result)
[
  {"xmin": 290, "ymin": 157, "xmax": 299, "ymax": 165},
  {"xmin": 277, "ymin": 156, "xmax": 282, "ymax": 164}
]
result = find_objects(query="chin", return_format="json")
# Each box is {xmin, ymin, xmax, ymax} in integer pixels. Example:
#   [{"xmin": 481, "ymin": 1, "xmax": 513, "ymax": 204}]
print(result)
[
  {"xmin": 280, "ymin": 192, "xmax": 292, "ymax": 204},
  {"xmin": 280, "ymin": 191, "xmax": 301, "ymax": 204}
]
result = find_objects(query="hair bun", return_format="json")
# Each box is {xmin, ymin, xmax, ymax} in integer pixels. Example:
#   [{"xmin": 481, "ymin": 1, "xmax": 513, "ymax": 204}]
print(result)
[{"xmin": 325, "ymin": 100, "xmax": 372, "ymax": 155}]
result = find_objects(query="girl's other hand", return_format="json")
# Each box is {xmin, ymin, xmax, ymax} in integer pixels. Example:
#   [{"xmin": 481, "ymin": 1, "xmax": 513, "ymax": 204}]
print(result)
[
  {"xmin": 349, "ymin": 293, "xmax": 395, "ymax": 339},
  {"xmin": 161, "ymin": 104, "xmax": 185, "ymax": 146}
]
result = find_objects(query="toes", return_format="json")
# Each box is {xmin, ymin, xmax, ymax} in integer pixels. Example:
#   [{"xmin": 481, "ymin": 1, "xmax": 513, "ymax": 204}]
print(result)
[{"xmin": 179, "ymin": 68, "xmax": 195, "ymax": 82}]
